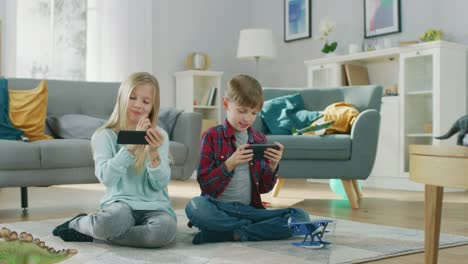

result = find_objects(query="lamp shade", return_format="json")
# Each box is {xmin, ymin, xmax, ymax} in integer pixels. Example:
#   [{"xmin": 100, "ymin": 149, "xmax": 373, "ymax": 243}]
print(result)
[{"xmin": 237, "ymin": 28, "xmax": 276, "ymax": 60}]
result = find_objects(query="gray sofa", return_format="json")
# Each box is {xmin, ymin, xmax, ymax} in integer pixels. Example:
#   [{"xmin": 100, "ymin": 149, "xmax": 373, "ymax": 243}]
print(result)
[
  {"xmin": 0, "ymin": 78, "xmax": 202, "ymax": 209},
  {"xmin": 253, "ymin": 85, "xmax": 382, "ymax": 209}
]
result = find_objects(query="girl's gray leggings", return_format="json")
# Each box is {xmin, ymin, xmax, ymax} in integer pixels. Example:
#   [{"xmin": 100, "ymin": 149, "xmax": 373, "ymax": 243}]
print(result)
[{"xmin": 70, "ymin": 201, "xmax": 177, "ymax": 248}]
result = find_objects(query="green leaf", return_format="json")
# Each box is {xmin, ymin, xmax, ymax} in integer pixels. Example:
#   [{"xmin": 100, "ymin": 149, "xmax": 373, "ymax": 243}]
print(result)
[{"xmin": 322, "ymin": 42, "xmax": 338, "ymax": 53}]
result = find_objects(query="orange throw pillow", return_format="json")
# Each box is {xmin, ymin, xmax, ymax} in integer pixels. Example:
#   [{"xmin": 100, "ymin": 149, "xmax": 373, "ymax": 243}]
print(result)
[{"xmin": 9, "ymin": 80, "xmax": 53, "ymax": 141}]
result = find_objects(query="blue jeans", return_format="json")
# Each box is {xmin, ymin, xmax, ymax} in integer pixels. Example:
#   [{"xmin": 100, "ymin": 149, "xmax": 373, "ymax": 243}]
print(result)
[{"xmin": 185, "ymin": 196, "xmax": 310, "ymax": 243}]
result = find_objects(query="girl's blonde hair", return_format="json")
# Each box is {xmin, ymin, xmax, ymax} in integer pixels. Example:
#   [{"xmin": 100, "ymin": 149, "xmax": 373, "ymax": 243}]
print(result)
[
  {"xmin": 227, "ymin": 74, "xmax": 264, "ymax": 110},
  {"xmin": 98, "ymin": 72, "xmax": 160, "ymax": 171}
]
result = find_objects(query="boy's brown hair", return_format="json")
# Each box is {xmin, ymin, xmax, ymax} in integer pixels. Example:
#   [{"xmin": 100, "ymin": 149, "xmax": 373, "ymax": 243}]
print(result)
[{"xmin": 227, "ymin": 74, "xmax": 264, "ymax": 110}]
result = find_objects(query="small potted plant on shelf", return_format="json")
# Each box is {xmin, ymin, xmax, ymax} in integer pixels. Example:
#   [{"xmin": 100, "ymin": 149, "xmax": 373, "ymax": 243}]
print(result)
[
  {"xmin": 319, "ymin": 18, "xmax": 337, "ymax": 55},
  {"xmin": 419, "ymin": 29, "xmax": 444, "ymax": 42}
]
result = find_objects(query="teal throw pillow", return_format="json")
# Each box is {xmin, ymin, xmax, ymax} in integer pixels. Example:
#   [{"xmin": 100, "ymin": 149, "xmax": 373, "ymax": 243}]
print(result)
[{"xmin": 260, "ymin": 93, "xmax": 322, "ymax": 135}]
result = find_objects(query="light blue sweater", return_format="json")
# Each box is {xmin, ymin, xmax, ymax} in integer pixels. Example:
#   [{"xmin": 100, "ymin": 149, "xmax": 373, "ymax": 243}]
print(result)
[{"xmin": 91, "ymin": 128, "xmax": 176, "ymax": 220}]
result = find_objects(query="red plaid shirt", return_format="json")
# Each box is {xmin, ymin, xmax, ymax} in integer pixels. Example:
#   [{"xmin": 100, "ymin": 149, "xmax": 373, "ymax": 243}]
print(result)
[{"xmin": 197, "ymin": 119, "xmax": 278, "ymax": 209}]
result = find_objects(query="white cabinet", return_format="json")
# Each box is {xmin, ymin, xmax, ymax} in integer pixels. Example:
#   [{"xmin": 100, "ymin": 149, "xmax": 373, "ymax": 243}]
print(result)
[
  {"xmin": 370, "ymin": 96, "xmax": 400, "ymax": 179},
  {"xmin": 399, "ymin": 42, "xmax": 467, "ymax": 176},
  {"xmin": 304, "ymin": 41, "xmax": 467, "ymax": 190},
  {"xmin": 307, "ymin": 63, "xmax": 342, "ymax": 88},
  {"xmin": 174, "ymin": 70, "xmax": 223, "ymax": 133}
]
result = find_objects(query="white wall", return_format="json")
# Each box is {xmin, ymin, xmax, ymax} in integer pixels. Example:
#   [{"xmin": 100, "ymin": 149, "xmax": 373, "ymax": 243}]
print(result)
[
  {"xmin": 0, "ymin": 0, "xmax": 4, "ymax": 75},
  {"xmin": 0, "ymin": 0, "xmax": 16, "ymax": 77},
  {"xmin": 152, "ymin": 0, "xmax": 251, "ymax": 107},
  {"xmin": 1, "ymin": 0, "xmax": 467, "ymax": 108},
  {"xmin": 250, "ymin": 0, "xmax": 468, "ymax": 88}
]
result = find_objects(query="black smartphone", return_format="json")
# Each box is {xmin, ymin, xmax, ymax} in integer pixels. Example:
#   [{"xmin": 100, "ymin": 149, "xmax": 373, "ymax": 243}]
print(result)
[
  {"xmin": 117, "ymin": 130, "xmax": 148, "ymax": 145},
  {"xmin": 246, "ymin": 144, "xmax": 280, "ymax": 160}
]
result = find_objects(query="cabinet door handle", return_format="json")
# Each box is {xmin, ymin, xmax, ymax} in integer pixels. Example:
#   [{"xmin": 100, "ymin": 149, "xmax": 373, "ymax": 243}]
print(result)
[
  {"xmin": 416, "ymin": 51, "xmax": 420, "ymax": 55},
  {"xmin": 320, "ymin": 65, "xmax": 324, "ymax": 69}
]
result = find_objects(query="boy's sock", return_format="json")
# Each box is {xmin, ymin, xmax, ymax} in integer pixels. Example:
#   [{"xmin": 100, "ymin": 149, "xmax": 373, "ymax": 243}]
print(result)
[
  {"xmin": 192, "ymin": 230, "xmax": 234, "ymax": 245},
  {"xmin": 53, "ymin": 213, "xmax": 87, "ymax": 236}
]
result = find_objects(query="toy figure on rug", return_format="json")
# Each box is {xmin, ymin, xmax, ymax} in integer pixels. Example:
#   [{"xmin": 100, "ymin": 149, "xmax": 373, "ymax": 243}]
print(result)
[
  {"xmin": 285, "ymin": 217, "xmax": 333, "ymax": 249},
  {"xmin": 185, "ymin": 74, "xmax": 311, "ymax": 244},
  {"xmin": 434, "ymin": 115, "xmax": 468, "ymax": 146},
  {"xmin": 1, "ymin": 227, "xmax": 77, "ymax": 264}
]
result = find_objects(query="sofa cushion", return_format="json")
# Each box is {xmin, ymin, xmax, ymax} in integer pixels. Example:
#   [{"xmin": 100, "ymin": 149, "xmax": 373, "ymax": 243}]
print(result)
[
  {"xmin": 38, "ymin": 139, "xmax": 94, "ymax": 169},
  {"xmin": 169, "ymin": 141, "xmax": 187, "ymax": 166},
  {"xmin": 0, "ymin": 140, "xmax": 41, "ymax": 169},
  {"xmin": 266, "ymin": 134, "xmax": 351, "ymax": 160},
  {"xmin": 8, "ymin": 80, "xmax": 53, "ymax": 141},
  {"xmin": 47, "ymin": 114, "xmax": 106, "ymax": 139},
  {"xmin": 158, "ymin": 107, "xmax": 183, "ymax": 138},
  {"xmin": 260, "ymin": 93, "xmax": 322, "ymax": 135},
  {"xmin": 0, "ymin": 79, "xmax": 24, "ymax": 140}
]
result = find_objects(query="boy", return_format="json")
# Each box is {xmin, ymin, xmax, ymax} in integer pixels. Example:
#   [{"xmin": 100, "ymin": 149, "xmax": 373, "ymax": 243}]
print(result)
[{"xmin": 185, "ymin": 74, "xmax": 309, "ymax": 244}]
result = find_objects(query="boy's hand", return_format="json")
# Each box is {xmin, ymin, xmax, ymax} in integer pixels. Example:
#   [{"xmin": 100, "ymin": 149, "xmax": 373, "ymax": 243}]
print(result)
[
  {"xmin": 225, "ymin": 144, "xmax": 253, "ymax": 172},
  {"xmin": 264, "ymin": 142, "xmax": 283, "ymax": 171}
]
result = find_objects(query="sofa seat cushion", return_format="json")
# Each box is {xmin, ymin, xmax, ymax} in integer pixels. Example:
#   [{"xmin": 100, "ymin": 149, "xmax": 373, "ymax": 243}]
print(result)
[
  {"xmin": 266, "ymin": 134, "xmax": 351, "ymax": 160},
  {"xmin": 0, "ymin": 140, "xmax": 41, "ymax": 169},
  {"xmin": 169, "ymin": 141, "xmax": 188, "ymax": 166},
  {"xmin": 37, "ymin": 139, "xmax": 94, "ymax": 169}
]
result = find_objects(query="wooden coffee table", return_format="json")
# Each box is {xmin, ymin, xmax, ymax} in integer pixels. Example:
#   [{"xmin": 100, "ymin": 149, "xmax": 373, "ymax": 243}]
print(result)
[{"xmin": 409, "ymin": 145, "xmax": 468, "ymax": 264}]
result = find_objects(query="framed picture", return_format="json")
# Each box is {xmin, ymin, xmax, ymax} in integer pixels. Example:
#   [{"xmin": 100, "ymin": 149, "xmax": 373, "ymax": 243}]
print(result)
[
  {"xmin": 284, "ymin": 0, "xmax": 311, "ymax": 42},
  {"xmin": 364, "ymin": 0, "xmax": 401, "ymax": 38}
]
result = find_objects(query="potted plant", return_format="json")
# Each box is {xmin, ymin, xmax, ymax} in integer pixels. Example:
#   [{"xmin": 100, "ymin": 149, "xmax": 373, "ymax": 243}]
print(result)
[
  {"xmin": 319, "ymin": 18, "xmax": 337, "ymax": 55},
  {"xmin": 420, "ymin": 29, "xmax": 444, "ymax": 42}
]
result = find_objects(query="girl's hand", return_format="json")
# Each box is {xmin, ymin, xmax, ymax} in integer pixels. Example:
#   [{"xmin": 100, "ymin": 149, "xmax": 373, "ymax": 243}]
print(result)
[
  {"xmin": 225, "ymin": 144, "xmax": 253, "ymax": 172},
  {"xmin": 127, "ymin": 117, "xmax": 152, "ymax": 154},
  {"xmin": 136, "ymin": 117, "xmax": 152, "ymax": 131},
  {"xmin": 264, "ymin": 142, "xmax": 283, "ymax": 171},
  {"xmin": 145, "ymin": 128, "xmax": 164, "ymax": 153}
]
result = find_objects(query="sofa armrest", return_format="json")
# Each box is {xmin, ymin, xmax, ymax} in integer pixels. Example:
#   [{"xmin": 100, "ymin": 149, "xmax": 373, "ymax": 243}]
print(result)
[
  {"xmin": 349, "ymin": 109, "xmax": 381, "ymax": 176},
  {"xmin": 172, "ymin": 112, "xmax": 202, "ymax": 180}
]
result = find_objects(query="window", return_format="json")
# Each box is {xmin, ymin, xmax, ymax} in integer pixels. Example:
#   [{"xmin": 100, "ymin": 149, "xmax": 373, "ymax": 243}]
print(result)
[{"xmin": 16, "ymin": 0, "xmax": 87, "ymax": 80}]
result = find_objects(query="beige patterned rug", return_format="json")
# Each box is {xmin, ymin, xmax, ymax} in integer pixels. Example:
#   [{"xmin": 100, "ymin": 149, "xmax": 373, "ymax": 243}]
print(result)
[{"xmin": 2, "ymin": 210, "xmax": 468, "ymax": 264}]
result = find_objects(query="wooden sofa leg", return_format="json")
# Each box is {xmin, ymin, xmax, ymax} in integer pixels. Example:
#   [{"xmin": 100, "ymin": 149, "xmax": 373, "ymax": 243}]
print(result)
[
  {"xmin": 272, "ymin": 178, "xmax": 285, "ymax": 198},
  {"xmin": 352, "ymin": 180, "xmax": 363, "ymax": 200},
  {"xmin": 341, "ymin": 180, "xmax": 360, "ymax": 209},
  {"xmin": 21, "ymin": 187, "xmax": 28, "ymax": 210}
]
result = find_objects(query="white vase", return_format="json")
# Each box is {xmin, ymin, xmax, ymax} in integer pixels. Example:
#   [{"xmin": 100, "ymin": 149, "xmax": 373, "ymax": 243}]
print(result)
[{"xmin": 323, "ymin": 52, "xmax": 336, "ymax": 57}]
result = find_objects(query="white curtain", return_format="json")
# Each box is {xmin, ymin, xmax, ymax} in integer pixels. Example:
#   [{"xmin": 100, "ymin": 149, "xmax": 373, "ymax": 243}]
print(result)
[{"xmin": 86, "ymin": 0, "xmax": 153, "ymax": 82}]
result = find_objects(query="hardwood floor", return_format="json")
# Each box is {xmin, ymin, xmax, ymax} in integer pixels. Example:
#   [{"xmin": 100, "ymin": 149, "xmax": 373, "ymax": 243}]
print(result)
[{"xmin": 1, "ymin": 179, "xmax": 467, "ymax": 263}]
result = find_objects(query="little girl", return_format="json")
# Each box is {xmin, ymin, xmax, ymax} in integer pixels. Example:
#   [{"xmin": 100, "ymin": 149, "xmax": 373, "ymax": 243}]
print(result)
[{"xmin": 53, "ymin": 72, "xmax": 177, "ymax": 248}]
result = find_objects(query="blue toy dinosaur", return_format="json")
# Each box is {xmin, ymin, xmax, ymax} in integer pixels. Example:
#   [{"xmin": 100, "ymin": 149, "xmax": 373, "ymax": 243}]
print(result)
[{"xmin": 434, "ymin": 115, "xmax": 468, "ymax": 146}]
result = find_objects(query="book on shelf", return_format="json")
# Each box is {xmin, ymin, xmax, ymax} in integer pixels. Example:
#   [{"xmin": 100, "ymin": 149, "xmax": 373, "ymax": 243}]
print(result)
[
  {"xmin": 208, "ymin": 87, "xmax": 217, "ymax": 106},
  {"xmin": 202, "ymin": 87, "xmax": 216, "ymax": 106},
  {"xmin": 342, "ymin": 64, "xmax": 370, "ymax": 86}
]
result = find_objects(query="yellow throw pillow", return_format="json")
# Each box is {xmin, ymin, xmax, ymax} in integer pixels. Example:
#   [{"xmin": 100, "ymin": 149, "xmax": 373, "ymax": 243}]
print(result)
[
  {"xmin": 313, "ymin": 102, "xmax": 360, "ymax": 135},
  {"xmin": 9, "ymin": 80, "xmax": 53, "ymax": 141}
]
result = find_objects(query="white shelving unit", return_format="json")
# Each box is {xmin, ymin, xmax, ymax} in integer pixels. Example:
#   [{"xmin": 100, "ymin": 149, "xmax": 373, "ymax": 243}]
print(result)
[
  {"xmin": 304, "ymin": 41, "xmax": 467, "ymax": 191},
  {"xmin": 399, "ymin": 41, "xmax": 467, "ymax": 177},
  {"xmin": 174, "ymin": 70, "xmax": 223, "ymax": 134}
]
